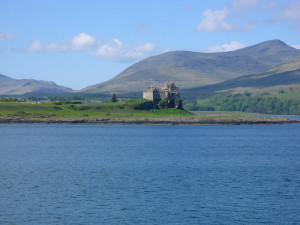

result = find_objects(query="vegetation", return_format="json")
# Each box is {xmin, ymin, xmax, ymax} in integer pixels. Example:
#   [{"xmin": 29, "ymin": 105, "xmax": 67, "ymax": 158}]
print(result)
[
  {"xmin": 0, "ymin": 99, "xmax": 194, "ymax": 120},
  {"xmin": 50, "ymin": 101, "xmax": 82, "ymax": 105},
  {"xmin": 1, "ymin": 98, "xmax": 298, "ymax": 124},
  {"xmin": 183, "ymin": 92, "xmax": 300, "ymax": 115},
  {"xmin": 111, "ymin": 93, "xmax": 117, "ymax": 102},
  {"xmin": 1, "ymin": 97, "xmax": 26, "ymax": 102},
  {"xmin": 28, "ymin": 95, "xmax": 97, "ymax": 102}
]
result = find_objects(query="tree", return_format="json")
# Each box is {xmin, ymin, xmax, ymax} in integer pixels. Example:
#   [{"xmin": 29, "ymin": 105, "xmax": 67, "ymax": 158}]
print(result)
[{"xmin": 111, "ymin": 93, "xmax": 117, "ymax": 102}]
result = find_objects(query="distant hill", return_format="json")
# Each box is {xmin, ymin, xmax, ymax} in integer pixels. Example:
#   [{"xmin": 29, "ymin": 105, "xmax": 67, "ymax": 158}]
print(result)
[
  {"xmin": 181, "ymin": 55, "xmax": 300, "ymax": 98},
  {"xmin": 0, "ymin": 74, "xmax": 73, "ymax": 96},
  {"xmin": 81, "ymin": 40, "xmax": 300, "ymax": 95}
]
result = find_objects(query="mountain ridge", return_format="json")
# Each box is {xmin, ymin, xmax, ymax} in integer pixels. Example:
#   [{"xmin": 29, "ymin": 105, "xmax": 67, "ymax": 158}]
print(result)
[
  {"xmin": 0, "ymin": 74, "xmax": 73, "ymax": 96},
  {"xmin": 81, "ymin": 40, "xmax": 300, "ymax": 94},
  {"xmin": 1, "ymin": 40, "xmax": 300, "ymax": 97}
]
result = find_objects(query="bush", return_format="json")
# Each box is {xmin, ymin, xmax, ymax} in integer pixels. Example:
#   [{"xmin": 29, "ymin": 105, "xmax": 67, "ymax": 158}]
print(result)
[
  {"xmin": 53, "ymin": 106, "xmax": 62, "ymax": 110},
  {"xmin": 67, "ymin": 105, "xmax": 76, "ymax": 110},
  {"xmin": 111, "ymin": 93, "xmax": 117, "ymax": 102}
]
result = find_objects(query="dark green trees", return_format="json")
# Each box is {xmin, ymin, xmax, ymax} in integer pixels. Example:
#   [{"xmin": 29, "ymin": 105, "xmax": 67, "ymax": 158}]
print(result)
[
  {"xmin": 183, "ymin": 93, "xmax": 300, "ymax": 115},
  {"xmin": 111, "ymin": 93, "xmax": 117, "ymax": 102}
]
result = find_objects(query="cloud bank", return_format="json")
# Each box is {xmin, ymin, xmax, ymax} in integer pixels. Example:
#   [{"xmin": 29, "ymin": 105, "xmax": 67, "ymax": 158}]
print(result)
[
  {"xmin": 276, "ymin": 0, "xmax": 300, "ymax": 30},
  {"xmin": 197, "ymin": 0, "xmax": 300, "ymax": 32},
  {"xmin": 197, "ymin": 7, "xmax": 236, "ymax": 32},
  {"xmin": 26, "ymin": 33, "xmax": 155, "ymax": 62},
  {"xmin": 197, "ymin": 0, "xmax": 259, "ymax": 33},
  {"xmin": 292, "ymin": 44, "xmax": 300, "ymax": 49},
  {"xmin": 206, "ymin": 41, "xmax": 248, "ymax": 53},
  {"xmin": 0, "ymin": 31, "xmax": 14, "ymax": 41}
]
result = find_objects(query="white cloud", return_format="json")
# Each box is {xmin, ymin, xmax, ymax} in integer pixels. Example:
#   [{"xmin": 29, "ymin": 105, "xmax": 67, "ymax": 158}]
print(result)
[
  {"xmin": 71, "ymin": 33, "xmax": 95, "ymax": 50},
  {"xmin": 27, "ymin": 40, "xmax": 42, "ymax": 52},
  {"xmin": 206, "ymin": 41, "xmax": 248, "ymax": 53},
  {"xmin": 26, "ymin": 33, "xmax": 155, "ymax": 62},
  {"xmin": 197, "ymin": 0, "xmax": 300, "ymax": 33},
  {"xmin": 292, "ymin": 44, "xmax": 300, "ymax": 49},
  {"xmin": 27, "ymin": 33, "xmax": 95, "ymax": 52},
  {"xmin": 277, "ymin": 0, "xmax": 300, "ymax": 30},
  {"xmin": 93, "ymin": 39, "xmax": 155, "ymax": 62},
  {"xmin": 44, "ymin": 42, "xmax": 69, "ymax": 52},
  {"xmin": 162, "ymin": 48, "xmax": 172, "ymax": 53},
  {"xmin": 197, "ymin": 0, "xmax": 262, "ymax": 33},
  {"xmin": 278, "ymin": 0, "xmax": 300, "ymax": 20},
  {"xmin": 197, "ymin": 7, "xmax": 236, "ymax": 32},
  {"xmin": 197, "ymin": 0, "xmax": 259, "ymax": 33},
  {"xmin": 0, "ymin": 31, "xmax": 14, "ymax": 41}
]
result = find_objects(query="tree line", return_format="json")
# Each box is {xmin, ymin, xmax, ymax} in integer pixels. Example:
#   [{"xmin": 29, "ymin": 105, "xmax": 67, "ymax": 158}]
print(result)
[{"xmin": 183, "ymin": 93, "xmax": 300, "ymax": 115}]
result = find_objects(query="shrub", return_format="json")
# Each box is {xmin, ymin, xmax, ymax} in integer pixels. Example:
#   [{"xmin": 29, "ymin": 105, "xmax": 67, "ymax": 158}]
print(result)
[{"xmin": 53, "ymin": 106, "xmax": 62, "ymax": 110}]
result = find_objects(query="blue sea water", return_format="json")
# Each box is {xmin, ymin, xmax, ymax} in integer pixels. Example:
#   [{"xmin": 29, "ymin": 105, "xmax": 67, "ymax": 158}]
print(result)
[{"xmin": 0, "ymin": 124, "xmax": 300, "ymax": 224}]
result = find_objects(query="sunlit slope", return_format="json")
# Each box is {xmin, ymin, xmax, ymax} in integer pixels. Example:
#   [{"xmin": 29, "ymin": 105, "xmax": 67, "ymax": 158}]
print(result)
[{"xmin": 181, "ymin": 55, "xmax": 300, "ymax": 97}]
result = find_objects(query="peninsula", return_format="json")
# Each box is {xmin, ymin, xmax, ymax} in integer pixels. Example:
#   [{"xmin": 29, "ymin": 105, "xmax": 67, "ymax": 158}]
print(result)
[{"xmin": 0, "ymin": 97, "xmax": 298, "ymax": 125}]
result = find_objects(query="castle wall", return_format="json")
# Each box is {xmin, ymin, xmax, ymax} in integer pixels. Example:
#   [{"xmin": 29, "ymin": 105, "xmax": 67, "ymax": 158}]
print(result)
[
  {"xmin": 143, "ymin": 91, "xmax": 154, "ymax": 100},
  {"xmin": 158, "ymin": 90, "xmax": 167, "ymax": 100},
  {"xmin": 143, "ymin": 89, "xmax": 161, "ymax": 101},
  {"xmin": 143, "ymin": 82, "xmax": 180, "ymax": 102}
]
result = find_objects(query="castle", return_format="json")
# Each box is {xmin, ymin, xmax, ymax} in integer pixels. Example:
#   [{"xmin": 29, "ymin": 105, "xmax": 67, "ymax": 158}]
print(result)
[
  {"xmin": 143, "ymin": 81, "xmax": 182, "ymax": 109},
  {"xmin": 143, "ymin": 81, "xmax": 180, "ymax": 101}
]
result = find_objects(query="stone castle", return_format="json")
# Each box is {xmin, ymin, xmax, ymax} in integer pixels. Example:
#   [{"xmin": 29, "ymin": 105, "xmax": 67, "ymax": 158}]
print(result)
[{"xmin": 143, "ymin": 81, "xmax": 182, "ymax": 109}]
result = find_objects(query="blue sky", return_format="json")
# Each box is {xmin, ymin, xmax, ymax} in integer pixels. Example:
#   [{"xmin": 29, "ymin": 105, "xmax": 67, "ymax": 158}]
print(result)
[{"xmin": 0, "ymin": 0, "xmax": 300, "ymax": 90}]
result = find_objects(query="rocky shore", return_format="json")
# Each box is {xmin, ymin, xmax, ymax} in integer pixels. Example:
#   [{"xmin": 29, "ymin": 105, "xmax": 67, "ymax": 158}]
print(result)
[{"xmin": 0, "ymin": 116, "xmax": 299, "ymax": 125}]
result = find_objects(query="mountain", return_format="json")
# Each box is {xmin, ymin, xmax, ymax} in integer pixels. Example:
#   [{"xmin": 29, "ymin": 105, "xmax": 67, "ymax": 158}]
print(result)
[
  {"xmin": 81, "ymin": 40, "xmax": 300, "ymax": 95},
  {"xmin": 265, "ymin": 55, "xmax": 300, "ymax": 74},
  {"xmin": 181, "ymin": 55, "xmax": 300, "ymax": 98},
  {"xmin": 0, "ymin": 74, "xmax": 73, "ymax": 96}
]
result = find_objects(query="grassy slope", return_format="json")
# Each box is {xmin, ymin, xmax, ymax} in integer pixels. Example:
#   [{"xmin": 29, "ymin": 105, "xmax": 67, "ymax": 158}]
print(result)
[
  {"xmin": 266, "ymin": 55, "xmax": 300, "ymax": 73},
  {"xmin": 181, "ymin": 55, "xmax": 300, "ymax": 98}
]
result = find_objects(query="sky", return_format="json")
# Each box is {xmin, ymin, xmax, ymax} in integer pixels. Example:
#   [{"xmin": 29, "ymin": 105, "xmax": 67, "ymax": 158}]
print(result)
[{"xmin": 0, "ymin": 0, "xmax": 300, "ymax": 90}]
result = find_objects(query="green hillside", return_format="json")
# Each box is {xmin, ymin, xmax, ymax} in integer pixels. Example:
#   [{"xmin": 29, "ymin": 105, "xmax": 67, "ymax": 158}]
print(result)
[
  {"xmin": 266, "ymin": 55, "xmax": 300, "ymax": 74},
  {"xmin": 181, "ymin": 54, "xmax": 300, "ymax": 98},
  {"xmin": 81, "ymin": 40, "xmax": 300, "ymax": 95}
]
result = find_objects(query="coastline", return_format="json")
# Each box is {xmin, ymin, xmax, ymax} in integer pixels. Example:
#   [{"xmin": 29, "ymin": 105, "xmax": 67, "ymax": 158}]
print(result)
[{"xmin": 1, "ymin": 117, "xmax": 299, "ymax": 125}]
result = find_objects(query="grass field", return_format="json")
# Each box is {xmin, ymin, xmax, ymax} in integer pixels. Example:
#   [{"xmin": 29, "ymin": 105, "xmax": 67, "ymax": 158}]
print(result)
[
  {"xmin": 0, "ymin": 100, "xmax": 194, "ymax": 119},
  {"xmin": 1, "ymin": 99, "xmax": 298, "ymax": 124}
]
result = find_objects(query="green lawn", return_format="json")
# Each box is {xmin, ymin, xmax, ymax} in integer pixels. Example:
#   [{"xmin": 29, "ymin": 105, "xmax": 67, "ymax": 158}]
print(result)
[{"xmin": 0, "ymin": 100, "xmax": 194, "ymax": 119}]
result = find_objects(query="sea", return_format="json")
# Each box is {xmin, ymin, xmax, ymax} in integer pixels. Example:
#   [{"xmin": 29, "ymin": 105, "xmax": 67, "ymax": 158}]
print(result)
[{"xmin": 1, "ymin": 124, "xmax": 300, "ymax": 224}]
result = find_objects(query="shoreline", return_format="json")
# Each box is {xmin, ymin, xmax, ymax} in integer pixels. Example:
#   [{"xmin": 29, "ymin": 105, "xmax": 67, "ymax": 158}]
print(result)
[{"xmin": 1, "ymin": 117, "xmax": 299, "ymax": 125}]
